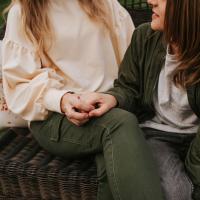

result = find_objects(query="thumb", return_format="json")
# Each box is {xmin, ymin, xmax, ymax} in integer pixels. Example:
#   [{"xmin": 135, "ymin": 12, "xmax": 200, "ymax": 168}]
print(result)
[
  {"xmin": 75, "ymin": 102, "xmax": 95, "ymax": 112},
  {"xmin": 89, "ymin": 105, "xmax": 109, "ymax": 117}
]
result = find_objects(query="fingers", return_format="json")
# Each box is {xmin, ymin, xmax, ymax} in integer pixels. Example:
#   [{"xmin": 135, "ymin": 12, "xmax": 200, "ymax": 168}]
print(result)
[
  {"xmin": 89, "ymin": 104, "xmax": 110, "ymax": 117},
  {"xmin": 78, "ymin": 93, "xmax": 101, "ymax": 106},
  {"xmin": 64, "ymin": 105, "xmax": 90, "ymax": 126},
  {"xmin": 61, "ymin": 92, "xmax": 117, "ymax": 123},
  {"xmin": 87, "ymin": 94, "xmax": 117, "ymax": 118},
  {"xmin": 67, "ymin": 94, "xmax": 95, "ymax": 112},
  {"xmin": 73, "ymin": 98, "xmax": 95, "ymax": 112},
  {"xmin": 65, "ymin": 106, "xmax": 89, "ymax": 121},
  {"xmin": 61, "ymin": 93, "xmax": 95, "ymax": 114}
]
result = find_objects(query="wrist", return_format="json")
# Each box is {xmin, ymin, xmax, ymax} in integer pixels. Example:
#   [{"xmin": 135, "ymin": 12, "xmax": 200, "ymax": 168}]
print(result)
[
  {"xmin": 107, "ymin": 94, "xmax": 118, "ymax": 108},
  {"xmin": 60, "ymin": 91, "xmax": 74, "ymax": 113}
]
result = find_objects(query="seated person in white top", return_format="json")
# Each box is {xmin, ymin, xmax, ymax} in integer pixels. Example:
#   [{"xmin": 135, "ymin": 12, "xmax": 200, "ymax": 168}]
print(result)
[{"xmin": 2, "ymin": 1, "xmax": 164, "ymax": 200}]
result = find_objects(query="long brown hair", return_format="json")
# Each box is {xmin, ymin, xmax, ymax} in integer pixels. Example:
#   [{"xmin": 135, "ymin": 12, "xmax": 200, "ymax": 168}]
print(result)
[
  {"xmin": 4, "ymin": 0, "xmax": 113, "ymax": 67},
  {"xmin": 164, "ymin": 0, "xmax": 200, "ymax": 88}
]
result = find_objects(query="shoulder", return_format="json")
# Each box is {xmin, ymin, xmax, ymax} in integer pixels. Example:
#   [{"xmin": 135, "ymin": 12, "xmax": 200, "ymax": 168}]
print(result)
[
  {"xmin": 128, "ymin": 23, "xmax": 164, "ymax": 59},
  {"xmin": 112, "ymin": 0, "xmax": 131, "ymax": 16},
  {"xmin": 134, "ymin": 23, "xmax": 154, "ymax": 37},
  {"xmin": 132, "ymin": 23, "xmax": 162, "ymax": 43},
  {"xmin": 7, "ymin": 3, "xmax": 22, "ymax": 22},
  {"xmin": 4, "ymin": 3, "xmax": 34, "ymax": 49},
  {"xmin": 5, "ymin": 3, "xmax": 22, "ymax": 36},
  {"xmin": 107, "ymin": 0, "xmax": 131, "ymax": 20}
]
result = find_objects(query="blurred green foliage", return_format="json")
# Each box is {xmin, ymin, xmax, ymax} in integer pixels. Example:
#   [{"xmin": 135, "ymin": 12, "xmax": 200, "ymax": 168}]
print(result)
[
  {"xmin": 0, "ymin": 0, "xmax": 10, "ymax": 28},
  {"xmin": 118, "ymin": 0, "xmax": 149, "ymax": 8}
]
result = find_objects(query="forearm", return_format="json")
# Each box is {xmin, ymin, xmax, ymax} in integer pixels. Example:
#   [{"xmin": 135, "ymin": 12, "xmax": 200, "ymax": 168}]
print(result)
[{"xmin": 106, "ymin": 86, "xmax": 137, "ymax": 112}]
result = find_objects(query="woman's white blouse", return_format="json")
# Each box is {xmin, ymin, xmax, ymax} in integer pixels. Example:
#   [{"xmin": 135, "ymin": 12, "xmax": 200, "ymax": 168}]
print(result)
[{"xmin": 2, "ymin": 0, "xmax": 134, "ymax": 121}]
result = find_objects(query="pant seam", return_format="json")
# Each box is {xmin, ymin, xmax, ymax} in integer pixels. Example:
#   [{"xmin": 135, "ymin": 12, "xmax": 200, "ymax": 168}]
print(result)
[
  {"xmin": 62, "ymin": 138, "xmax": 90, "ymax": 146},
  {"xmin": 184, "ymin": 172, "xmax": 194, "ymax": 195},
  {"xmin": 102, "ymin": 125, "xmax": 122, "ymax": 200}
]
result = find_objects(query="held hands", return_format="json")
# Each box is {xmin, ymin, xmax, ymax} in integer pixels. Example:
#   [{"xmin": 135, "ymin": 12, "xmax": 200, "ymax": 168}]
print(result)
[
  {"xmin": 81, "ymin": 93, "xmax": 117, "ymax": 118},
  {"xmin": 61, "ymin": 93, "xmax": 94, "ymax": 126},
  {"xmin": 60, "ymin": 92, "xmax": 117, "ymax": 126}
]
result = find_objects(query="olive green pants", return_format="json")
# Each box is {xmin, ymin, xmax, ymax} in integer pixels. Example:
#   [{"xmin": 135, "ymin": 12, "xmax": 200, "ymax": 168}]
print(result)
[
  {"xmin": 30, "ymin": 108, "xmax": 164, "ymax": 200},
  {"xmin": 185, "ymin": 130, "xmax": 200, "ymax": 200}
]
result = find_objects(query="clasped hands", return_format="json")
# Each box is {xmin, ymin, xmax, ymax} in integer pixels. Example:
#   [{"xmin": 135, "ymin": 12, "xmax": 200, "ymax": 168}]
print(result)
[{"xmin": 60, "ymin": 92, "xmax": 117, "ymax": 126}]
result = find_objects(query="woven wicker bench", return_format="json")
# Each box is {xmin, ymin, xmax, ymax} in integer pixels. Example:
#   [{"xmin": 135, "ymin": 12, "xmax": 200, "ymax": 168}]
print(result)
[
  {"xmin": 0, "ymin": 128, "xmax": 97, "ymax": 200},
  {"xmin": 0, "ymin": 4, "xmax": 151, "ymax": 200}
]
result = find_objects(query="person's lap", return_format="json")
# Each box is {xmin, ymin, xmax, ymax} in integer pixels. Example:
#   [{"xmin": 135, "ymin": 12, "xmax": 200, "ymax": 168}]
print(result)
[
  {"xmin": 30, "ymin": 109, "xmax": 129, "ymax": 200},
  {"xmin": 30, "ymin": 108, "xmax": 164, "ymax": 200},
  {"xmin": 30, "ymin": 109, "xmax": 194, "ymax": 200},
  {"xmin": 30, "ymin": 108, "xmax": 136, "ymax": 158}
]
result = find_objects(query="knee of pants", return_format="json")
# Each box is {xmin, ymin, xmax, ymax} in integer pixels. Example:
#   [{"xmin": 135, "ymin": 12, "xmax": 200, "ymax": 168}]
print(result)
[
  {"xmin": 106, "ymin": 108, "xmax": 137, "ymax": 120},
  {"xmin": 101, "ymin": 108, "xmax": 138, "ymax": 130},
  {"xmin": 99, "ymin": 108, "xmax": 144, "ymax": 148}
]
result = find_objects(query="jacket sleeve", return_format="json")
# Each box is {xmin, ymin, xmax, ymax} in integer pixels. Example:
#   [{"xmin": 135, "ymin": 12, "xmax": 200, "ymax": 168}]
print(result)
[
  {"xmin": 106, "ymin": 26, "xmax": 145, "ymax": 112},
  {"xmin": 2, "ymin": 4, "xmax": 68, "ymax": 121}
]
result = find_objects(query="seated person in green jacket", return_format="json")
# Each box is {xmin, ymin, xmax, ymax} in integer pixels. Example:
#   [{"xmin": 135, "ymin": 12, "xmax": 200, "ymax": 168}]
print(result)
[{"xmin": 79, "ymin": 0, "xmax": 200, "ymax": 199}]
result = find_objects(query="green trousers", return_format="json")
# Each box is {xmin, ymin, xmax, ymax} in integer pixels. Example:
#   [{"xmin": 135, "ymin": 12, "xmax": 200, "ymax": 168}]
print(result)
[
  {"xmin": 30, "ymin": 108, "xmax": 164, "ymax": 200},
  {"xmin": 185, "ymin": 130, "xmax": 200, "ymax": 200}
]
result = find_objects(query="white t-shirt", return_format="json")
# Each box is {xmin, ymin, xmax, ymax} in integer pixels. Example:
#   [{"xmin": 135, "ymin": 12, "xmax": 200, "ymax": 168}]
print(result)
[{"xmin": 140, "ymin": 47, "xmax": 200, "ymax": 134}]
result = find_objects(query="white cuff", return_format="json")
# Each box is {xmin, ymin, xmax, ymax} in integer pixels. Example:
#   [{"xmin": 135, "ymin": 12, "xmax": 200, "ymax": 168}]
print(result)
[{"xmin": 43, "ymin": 88, "xmax": 68, "ymax": 113}]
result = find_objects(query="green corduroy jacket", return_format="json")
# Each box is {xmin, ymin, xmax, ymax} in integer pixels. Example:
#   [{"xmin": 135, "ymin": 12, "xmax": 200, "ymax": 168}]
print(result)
[{"xmin": 107, "ymin": 22, "xmax": 200, "ymax": 199}]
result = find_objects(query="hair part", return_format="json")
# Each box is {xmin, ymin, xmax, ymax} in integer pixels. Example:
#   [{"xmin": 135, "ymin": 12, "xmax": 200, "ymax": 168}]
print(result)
[{"xmin": 164, "ymin": 0, "xmax": 200, "ymax": 88}]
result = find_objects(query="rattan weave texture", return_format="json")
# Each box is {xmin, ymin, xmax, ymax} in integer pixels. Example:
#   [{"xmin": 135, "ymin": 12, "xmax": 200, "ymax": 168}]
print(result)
[{"xmin": 0, "ymin": 129, "xmax": 97, "ymax": 200}]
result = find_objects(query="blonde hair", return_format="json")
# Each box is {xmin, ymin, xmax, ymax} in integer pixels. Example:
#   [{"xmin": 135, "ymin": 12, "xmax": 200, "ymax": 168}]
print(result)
[{"xmin": 5, "ymin": 0, "xmax": 115, "ymax": 67}]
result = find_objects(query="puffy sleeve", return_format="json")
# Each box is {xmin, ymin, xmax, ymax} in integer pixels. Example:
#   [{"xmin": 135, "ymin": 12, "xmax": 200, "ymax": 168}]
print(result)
[
  {"xmin": 110, "ymin": 0, "xmax": 135, "ymax": 61},
  {"xmin": 2, "ymin": 4, "xmax": 68, "ymax": 121}
]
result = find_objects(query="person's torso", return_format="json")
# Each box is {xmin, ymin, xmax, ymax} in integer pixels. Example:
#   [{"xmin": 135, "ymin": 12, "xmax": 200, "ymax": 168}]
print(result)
[
  {"xmin": 140, "ymin": 47, "xmax": 200, "ymax": 133},
  {"xmin": 42, "ymin": 0, "xmax": 130, "ymax": 93},
  {"xmin": 134, "ymin": 24, "xmax": 200, "ymax": 123}
]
